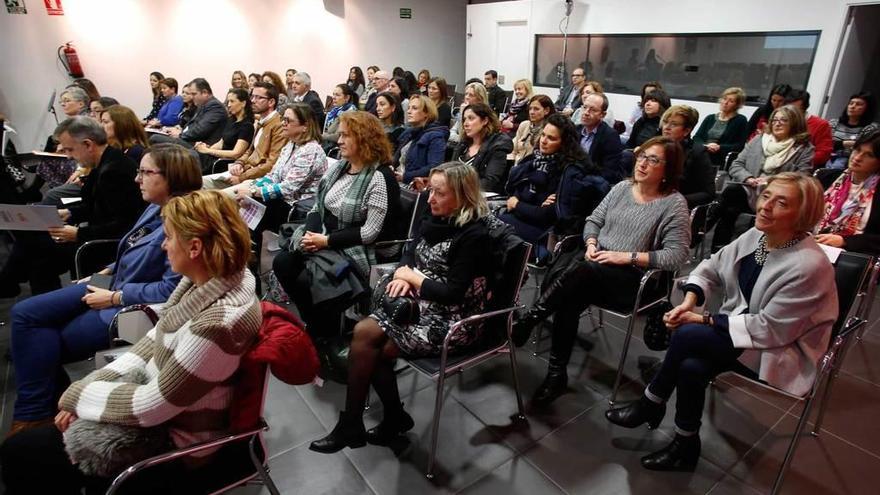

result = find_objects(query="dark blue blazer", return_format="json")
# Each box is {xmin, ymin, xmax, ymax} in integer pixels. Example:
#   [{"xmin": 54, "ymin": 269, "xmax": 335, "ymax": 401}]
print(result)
[
  {"xmin": 577, "ymin": 121, "xmax": 625, "ymax": 184},
  {"xmin": 397, "ymin": 122, "xmax": 450, "ymax": 183},
  {"xmin": 106, "ymin": 204, "xmax": 181, "ymax": 305}
]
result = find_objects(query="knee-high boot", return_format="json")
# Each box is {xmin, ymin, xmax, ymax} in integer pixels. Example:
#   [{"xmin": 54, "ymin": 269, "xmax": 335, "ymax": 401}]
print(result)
[{"xmin": 512, "ymin": 263, "xmax": 586, "ymax": 347}]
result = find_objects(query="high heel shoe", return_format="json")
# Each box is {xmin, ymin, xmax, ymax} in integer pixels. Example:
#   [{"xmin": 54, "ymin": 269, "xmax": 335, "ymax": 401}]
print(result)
[
  {"xmin": 605, "ymin": 396, "xmax": 666, "ymax": 430},
  {"xmin": 309, "ymin": 411, "xmax": 366, "ymax": 453},
  {"xmin": 641, "ymin": 433, "xmax": 701, "ymax": 471},
  {"xmin": 366, "ymin": 403, "xmax": 414, "ymax": 445}
]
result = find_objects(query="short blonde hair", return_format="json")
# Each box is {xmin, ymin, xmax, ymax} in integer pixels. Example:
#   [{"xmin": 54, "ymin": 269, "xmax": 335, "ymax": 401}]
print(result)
[
  {"xmin": 763, "ymin": 172, "xmax": 825, "ymax": 232},
  {"xmin": 513, "ymin": 79, "xmax": 534, "ymax": 99},
  {"xmin": 409, "ymin": 94, "xmax": 438, "ymax": 124},
  {"xmin": 465, "ymin": 82, "xmax": 488, "ymax": 105},
  {"xmin": 720, "ymin": 87, "xmax": 746, "ymax": 109},
  {"xmin": 429, "ymin": 161, "xmax": 489, "ymax": 227},
  {"xmin": 162, "ymin": 190, "xmax": 251, "ymax": 278},
  {"xmin": 661, "ymin": 105, "xmax": 699, "ymax": 131}
]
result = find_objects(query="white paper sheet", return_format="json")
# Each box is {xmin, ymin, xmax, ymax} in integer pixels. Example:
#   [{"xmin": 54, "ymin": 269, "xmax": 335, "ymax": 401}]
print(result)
[
  {"xmin": 818, "ymin": 243, "xmax": 843, "ymax": 264},
  {"xmin": 0, "ymin": 204, "xmax": 64, "ymax": 231},
  {"xmin": 60, "ymin": 197, "xmax": 82, "ymax": 205},
  {"xmin": 238, "ymin": 195, "xmax": 266, "ymax": 230}
]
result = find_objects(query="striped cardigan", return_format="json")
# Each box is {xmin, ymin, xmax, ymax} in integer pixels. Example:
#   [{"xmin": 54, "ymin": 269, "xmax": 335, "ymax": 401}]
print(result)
[{"xmin": 59, "ymin": 269, "xmax": 261, "ymax": 453}]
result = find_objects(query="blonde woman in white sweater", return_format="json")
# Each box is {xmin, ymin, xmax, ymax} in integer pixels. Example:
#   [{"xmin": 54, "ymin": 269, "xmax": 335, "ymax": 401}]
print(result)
[{"xmin": 1, "ymin": 190, "xmax": 261, "ymax": 494}]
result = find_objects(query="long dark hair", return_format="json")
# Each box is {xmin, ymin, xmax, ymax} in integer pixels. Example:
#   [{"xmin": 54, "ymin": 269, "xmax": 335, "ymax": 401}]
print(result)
[
  {"xmin": 149, "ymin": 72, "xmax": 163, "ymax": 98},
  {"xmin": 348, "ymin": 66, "xmax": 365, "ymax": 89},
  {"xmin": 227, "ymin": 88, "xmax": 254, "ymax": 122},
  {"xmin": 391, "ymin": 77, "xmax": 410, "ymax": 100},
  {"xmin": 748, "ymin": 83, "xmax": 792, "ymax": 134},
  {"xmin": 335, "ymin": 83, "xmax": 356, "ymax": 107},
  {"xmin": 839, "ymin": 91, "xmax": 877, "ymax": 127},
  {"xmin": 376, "ymin": 92, "xmax": 404, "ymax": 127},
  {"xmin": 545, "ymin": 113, "xmax": 599, "ymax": 175}
]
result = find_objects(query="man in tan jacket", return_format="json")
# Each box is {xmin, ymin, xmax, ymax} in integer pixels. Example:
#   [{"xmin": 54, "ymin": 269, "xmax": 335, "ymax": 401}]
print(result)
[{"xmin": 203, "ymin": 81, "xmax": 286, "ymax": 188}]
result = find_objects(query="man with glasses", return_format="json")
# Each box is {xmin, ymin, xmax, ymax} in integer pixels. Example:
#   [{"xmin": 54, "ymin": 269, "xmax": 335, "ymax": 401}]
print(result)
[
  {"xmin": 204, "ymin": 82, "xmax": 286, "ymax": 189},
  {"xmin": 577, "ymin": 92, "xmax": 625, "ymax": 184},
  {"xmin": 364, "ymin": 70, "xmax": 390, "ymax": 114},
  {"xmin": 151, "ymin": 78, "xmax": 227, "ymax": 149},
  {"xmin": 555, "ymin": 67, "xmax": 587, "ymax": 115}
]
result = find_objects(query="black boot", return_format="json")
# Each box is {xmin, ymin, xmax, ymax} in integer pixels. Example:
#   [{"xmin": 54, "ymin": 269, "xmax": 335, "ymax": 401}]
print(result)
[
  {"xmin": 511, "ymin": 266, "xmax": 582, "ymax": 347},
  {"xmin": 366, "ymin": 403, "xmax": 415, "ymax": 445},
  {"xmin": 531, "ymin": 354, "xmax": 568, "ymax": 406},
  {"xmin": 605, "ymin": 395, "xmax": 667, "ymax": 430},
  {"xmin": 641, "ymin": 433, "xmax": 701, "ymax": 471},
  {"xmin": 309, "ymin": 411, "xmax": 366, "ymax": 453}
]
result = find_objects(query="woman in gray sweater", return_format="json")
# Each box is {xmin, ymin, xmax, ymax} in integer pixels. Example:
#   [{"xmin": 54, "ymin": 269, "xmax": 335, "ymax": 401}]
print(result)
[
  {"xmin": 512, "ymin": 136, "xmax": 691, "ymax": 405},
  {"xmin": 606, "ymin": 172, "xmax": 836, "ymax": 472}
]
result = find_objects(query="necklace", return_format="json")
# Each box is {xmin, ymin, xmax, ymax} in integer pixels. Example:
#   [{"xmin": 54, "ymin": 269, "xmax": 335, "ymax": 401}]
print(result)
[{"xmin": 755, "ymin": 234, "xmax": 802, "ymax": 265}]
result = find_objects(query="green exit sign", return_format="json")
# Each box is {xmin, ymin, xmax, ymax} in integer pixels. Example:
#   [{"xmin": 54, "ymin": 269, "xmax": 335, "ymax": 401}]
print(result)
[{"xmin": 400, "ymin": 8, "xmax": 412, "ymax": 19}]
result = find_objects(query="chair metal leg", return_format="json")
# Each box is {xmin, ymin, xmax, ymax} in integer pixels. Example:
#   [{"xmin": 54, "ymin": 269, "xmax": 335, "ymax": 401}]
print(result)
[
  {"xmin": 425, "ymin": 370, "xmax": 447, "ymax": 479},
  {"xmin": 249, "ymin": 435, "xmax": 280, "ymax": 495},
  {"xmin": 771, "ymin": 395, "xmax": 817, "ymax": 495},
  {"xmin": 507, "ymin": 338, "xmax": 526, "ymax": 419},
  {"xmin": 609, "ymin": 314, "xmax": 635, "ymax": 405},
  {"xmin": 532, "ymin": 324, "xmax": 543, "ymax": 356}
]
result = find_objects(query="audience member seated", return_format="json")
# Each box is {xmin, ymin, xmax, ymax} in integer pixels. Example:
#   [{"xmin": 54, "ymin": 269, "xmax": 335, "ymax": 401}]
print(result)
[
  {"xmin": 177, "ymin": 82, "xmax": 197, "ymax": 129},
  {"xmin": 606, "ymin": 172, "xmax": 834, "ymax": 472},
  {"xmin": 626, "ymin": 89, "xmax": 670, "ymax": 149},
  {"xmin": 364, "ymin": 70, "xmax": 390, "ymax": 114},
  {"xmin": 4, "ymin": 143, "xmax": 200, "ymax": 438},
  {"xmin": 511, "ymin": 94, "xmax": 555, "ymax": 164},
  {"xmin": 347, "ymin": 66, "xmax": 366, "ymax": 98},
  {"xmin": 511, "ymin": 136, "xmax": 691, "ymax": 405},
  {"xmin": 227, "ymin": 103, "xmax": 328, "ymax": 261},
  {"xmin": 290, "ymin": 72, "xmax": 325, "ymax": 126},
  {"xmin": 88, "ymin": 97, "xmax": 119, "ymax": 121},
  {"xmin": 247, "ymin": 72, "xmax": 260, "ymax": 91},
  {"xmin": 359, "ymin": 65, "xmax": 379, "ymax": 108},
  {"xmin": 146, "ymin": 77, "xmax": 184, "ymax": 128},
  {"xmin": 427, "ymin": 77, "xmax": 452, "ymax": 128},
  {"xmin": 828, "ymin": 91, "xmax": 878, "ymax": 169},
  {"xmin": 100, "ymin": 105, "xmax": 150, "ymax": 164},
  {"xmin": 272, "ymin": 111, "xmax": 391, "ymax": 341},
  {"xmin": 393, "ymin": 95, "xmax": 449, "ymax": 187},
  {"xmin": 192, "ymin": 88, "xmax": 255, "ymax": 173},
  {"xmin": 747, "ymin": 84, "xmax": 791, "ymax": 138},
  {"xmin": 203, "ymin": 82, "xmax": 285, "ymax": 187},
  {"xmin": 554, "ymin": 67, "xmax": 587, "ymax": 116},
  {"xmin": 660, "ymin": 105, "xmax": 715, "ymax": 208},
  {"xmin": 784, "ymin": 89, "xmax": 832, "ymax": 167},
  {"xmin": 451, "ymin": 102, "xmax": 513, "ymax": 194},
  {"xmin": 500, "ymin": 79, "xmax": 533, "ymax": 136},
  {"xmin": 815, "ymin": 128, "xmax": 880, "ymax": 255},
  {"xmin": 711, "ymin": 105, "xmax": 814, "ymax": 251},
  {"xmin": 0, "ymin": 117, "xmax": 144, "ymax": 296},
  {"xmin": 309, "ymin": 161, "xmax": 493, "ymax": 454},
  {"xmin": 0, "ymin": 190, "xmax": 261, "ymax": 494},
  {"xmin": 500, "ymin": 113, "xmax": 609, "ymax": 260},
  {"xmin": 387, "ymin": 77, "xmax": 411, "ymax": 113},
  {"xmin": 70, "ymin": 77, "xmax": 101, "ymax": 103},
  {"xmin": 693, "ymin": 87, "xmax": 750, "ymax": 167},
  {"xmin": 151, "ymin": 78, "xmax": 228, "ymax": 149},
  {"xmin": 45, "ymin": 87, "xmax": 90, "ymax": 154},
  {"xmin": 449, "ymin": 81, "xmax": 489, "ymax": 143},
  {"xmin": 262, "ymin": 71, "xmax": 289, "ymax": 106},
  {"xmin": 484, "ymin": 69, "xmax": 508, "ymax": 115},
  {"xmin": 375, "ymin": 92, "xmax": 405, "ymax": 153},
  {"xmin": 142, "ymin": 71, "xmax": 166, "ymax": 122},
  {"xmin": 577, "ymin": 92, "xmax": 626, "ymax": 184},
  {"xmin": 416, "ymin": 69, "xmax": 430, "ymax": 95},
  {"xmin": 623, "ymin": 81, "xmax": 663, "ymax": 142},
  {"xmin": 571, "ymin": 80, "xmax": 615, "ymax": 128},
  {"xmin": 284, "ymin": 69, "xmax": 297, "ymax": 99},
  {"xmin": 230, "ymin": 70, "xmax": 248, "ymax": 90},
  {"xmin": 322, "ymin": 84, "xmax": 358, "ymax": 150}
]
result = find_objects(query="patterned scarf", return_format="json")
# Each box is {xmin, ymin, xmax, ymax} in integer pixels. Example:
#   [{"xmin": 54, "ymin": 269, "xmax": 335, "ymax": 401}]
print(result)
[
  {"xmin": 324, "ymin": 103, "xmax": 356, "ymax": 132},
  {"xmin": 817, "ymin": 171, "xmax": 879, "ymax": 236},
  {"xmin": 508, "ymin": 97, "xmax": 528, "ymax": 118}
]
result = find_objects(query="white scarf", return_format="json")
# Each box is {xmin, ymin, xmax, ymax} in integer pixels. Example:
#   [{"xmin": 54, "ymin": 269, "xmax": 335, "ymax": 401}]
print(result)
[{"xmin": 761, "ymin": 133, "xmax": 796, "ymax": 175}]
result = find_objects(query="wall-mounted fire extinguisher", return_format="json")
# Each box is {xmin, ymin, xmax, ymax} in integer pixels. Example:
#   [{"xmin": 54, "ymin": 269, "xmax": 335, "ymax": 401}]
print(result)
[{"xmin": 58, "ymin": 42, "xmax": 84, "ymax": 78}]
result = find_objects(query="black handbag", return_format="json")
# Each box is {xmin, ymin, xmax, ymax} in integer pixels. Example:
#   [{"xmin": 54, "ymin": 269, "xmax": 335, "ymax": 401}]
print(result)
[
  {"xmin": 642, "ymin": 301, "xmax": 673, "ymax": 351},
  {"xmin": 372, "ymin": 274, "xmax": 420, "ymax": 325}
]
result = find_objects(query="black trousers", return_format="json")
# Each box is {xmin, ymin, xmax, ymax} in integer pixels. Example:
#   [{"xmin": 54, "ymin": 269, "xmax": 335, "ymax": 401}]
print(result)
[
  {"xmin": 646, "ymin": 323, "xmax": 754, "ymax": 433},
  {"xmin": 0, "ymin": 230, "xmax": 75, "ymax": 295},
  {"xmin": 711, "ymin": 184, "xmax": 752, "ymax": 250},
  {"xmin": 545, "ymin": 259, "xmax": 644, "ymax": 366},
  {"xmin": 251, "ymin": 197, "xmax": 293, "ymax": 257}
]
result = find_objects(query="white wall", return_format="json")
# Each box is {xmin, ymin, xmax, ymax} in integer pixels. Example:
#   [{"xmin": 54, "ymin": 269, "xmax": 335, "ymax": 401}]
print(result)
[
  {"xmin": 466, "ymin": 0, "xmax": 856, "ymax": 130},
  {"xmin": 0, "ymin": 0, "xmax": 467, "ymax": 150}
]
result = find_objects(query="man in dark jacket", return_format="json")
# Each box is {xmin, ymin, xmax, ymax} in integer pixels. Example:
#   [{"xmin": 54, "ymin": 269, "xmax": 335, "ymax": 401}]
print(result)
[
  {"xmin": 554, "ymin": 67, "xmax": 586, "ymax": 115},
  {"xmin": 151, "ymin": 78, "xmax": 227, "ymax": 148},
  {"xmin": 576, "ymin": 93, "xmax": 625, "ymax": 184},
  {"xmin": 291, "ymin": 72, "xmax": 325, "ymax": 128},
  {"xmin": 484, "ymin": 70, "xmax": 508, "ymax": 115}
]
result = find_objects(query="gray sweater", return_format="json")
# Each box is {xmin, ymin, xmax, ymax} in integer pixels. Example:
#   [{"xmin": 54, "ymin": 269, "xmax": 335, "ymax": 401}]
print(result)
[
  {"xmin": 582, "ymin": 181, "xmax": 691, "ymax": 270},
  {"xmin": 687, "ymin": 228, "xmax": 837, "ymax": 396}
]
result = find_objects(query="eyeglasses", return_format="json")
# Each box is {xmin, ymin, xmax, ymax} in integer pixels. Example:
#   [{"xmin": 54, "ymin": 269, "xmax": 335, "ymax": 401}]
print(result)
[
  {"xmin": 770, "ymin": 117, "xmax": 790, "ymax": 124},
  {"xmin": 635, "ymin": 152, "xmax": 665, "ymax": 167},
  {"xmin": 281, "ymin": 117, "xmax": 299, "ymax": 125},
  {"xmin": 663, "ymin": 121, "xmax": 685, "ymax": 129},
  {"xmin": 137, "ymin": 168, "xmax": 163, "ymax": 177},
  {"xmin": 250, "ymin": 94, "xmax": 270, "ymax": 101}
]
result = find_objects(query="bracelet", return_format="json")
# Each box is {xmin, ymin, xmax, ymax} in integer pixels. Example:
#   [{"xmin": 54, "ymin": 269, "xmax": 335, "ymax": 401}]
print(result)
[{"xmin": 586, "ymin": 239, "xmax": 597, "ymax": 247}]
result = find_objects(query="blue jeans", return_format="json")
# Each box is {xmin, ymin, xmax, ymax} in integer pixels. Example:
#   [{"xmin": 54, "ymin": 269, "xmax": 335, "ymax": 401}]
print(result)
[
  {"xmin": 646, "ymin": 323, "xmax": 753, "ymax": 433},
  {"xmin": 11, "ymin": 284, "xmax": 116, "ymax": 420}
]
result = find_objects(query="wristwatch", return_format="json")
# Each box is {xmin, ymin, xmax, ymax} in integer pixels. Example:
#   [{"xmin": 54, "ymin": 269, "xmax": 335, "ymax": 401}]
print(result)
[
  {"xmin": 249, "ymin": 184, "xmax": 258, "ymax": 197},
  {"xmin": 630, "ymin": 252, "xmax": 638, "ymax": 266},
  {"xmin": 703, "ymin": 311, "xmax": 711, "ymax": 325}
]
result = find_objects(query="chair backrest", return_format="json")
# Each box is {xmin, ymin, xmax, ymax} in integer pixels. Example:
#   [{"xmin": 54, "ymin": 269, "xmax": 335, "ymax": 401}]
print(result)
[
  {"xmin": 814, "ymin": 167, "xmax": 843, "ymax": 189},
  {"xmin": 831, "ymin": 251, "xmax": 873, "ymax": 337}
]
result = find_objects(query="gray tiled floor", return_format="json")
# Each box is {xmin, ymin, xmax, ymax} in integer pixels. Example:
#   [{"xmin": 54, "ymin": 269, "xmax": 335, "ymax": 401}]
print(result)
[{"xmin": 1, "ymin": 249, "xmax": 880, "ymax": 494}]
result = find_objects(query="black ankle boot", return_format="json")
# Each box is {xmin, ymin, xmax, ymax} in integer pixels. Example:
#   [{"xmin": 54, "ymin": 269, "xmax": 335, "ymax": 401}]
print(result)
[
  {"xmin": 366, "ymin": 403, "xmax": 414, "ymax": 445},
  {"xmin": 512, "ymin": 268, "xmax": 582, "ymax": 347},
  {"xmin": 605, "ymin": 396, "xmax": 666, "ymax": 430},
  {"xmin": 309, "ymin": 411, "xmax": 366, "ymax": 453},
  {"xmin": 532, "ymin": 354, "xmax": 569, "ymax": 406},
  {"xmin": 511, "ymin": 303, "xmax": 553, "ymax": 347},
  {"xmin": 641, "ymin": 433, "xmax": 701, "ymax": 471}
]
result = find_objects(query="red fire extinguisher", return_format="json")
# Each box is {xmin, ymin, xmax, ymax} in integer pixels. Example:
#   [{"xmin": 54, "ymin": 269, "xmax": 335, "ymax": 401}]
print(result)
[{"xmin": 58, "ymin": 42, "xmax": 85, "ymax": 78}]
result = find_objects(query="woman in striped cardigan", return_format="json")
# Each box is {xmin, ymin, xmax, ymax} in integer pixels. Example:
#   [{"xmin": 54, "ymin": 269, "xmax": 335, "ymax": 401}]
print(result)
[{"xmin": 0, "ymin": 190, "xmax": 262, "ymax": 494}]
